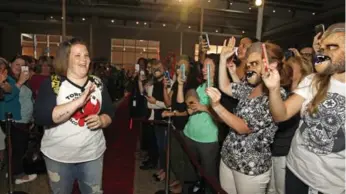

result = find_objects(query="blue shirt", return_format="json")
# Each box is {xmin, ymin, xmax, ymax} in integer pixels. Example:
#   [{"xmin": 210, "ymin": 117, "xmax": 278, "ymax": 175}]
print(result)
[{"xmin": 0, "ymin": 76, "xmax": 21, "ymax": 120}]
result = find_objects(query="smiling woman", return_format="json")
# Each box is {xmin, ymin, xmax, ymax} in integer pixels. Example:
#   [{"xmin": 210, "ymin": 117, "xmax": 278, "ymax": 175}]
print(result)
[{"xmin": 34, "ymin": 37, "xmax": 114, "ymax": 194}]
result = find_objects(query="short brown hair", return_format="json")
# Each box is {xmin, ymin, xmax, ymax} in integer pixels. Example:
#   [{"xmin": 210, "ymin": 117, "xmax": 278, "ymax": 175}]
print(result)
[{"xmin": 54, "ymin": 38, "xmax": 87, "ymax": 76}]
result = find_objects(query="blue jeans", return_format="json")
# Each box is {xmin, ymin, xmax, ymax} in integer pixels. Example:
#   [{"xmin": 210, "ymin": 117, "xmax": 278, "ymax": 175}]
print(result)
[
  {"xmin": 44, "ymin": 155, "xmax": 104, "ymax": 194},
  {"xmin": 155, "ymin": 125, "xmax": 166, "ymax": 169}
]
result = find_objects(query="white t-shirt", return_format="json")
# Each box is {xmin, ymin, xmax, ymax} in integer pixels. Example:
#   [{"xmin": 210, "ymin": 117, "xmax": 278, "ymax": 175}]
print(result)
[
  {"xmin": 287, "ymin": 74, "xmax": 345, "ymax": 194},
  {"xmin": 41, "ymin": 77, "xmax": 106, "ymax": 163}
]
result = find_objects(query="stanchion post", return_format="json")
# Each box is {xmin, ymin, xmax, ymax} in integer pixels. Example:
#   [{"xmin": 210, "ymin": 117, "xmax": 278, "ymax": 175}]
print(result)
[
  {"xmin": 5, "ymin": 112, "xmax": 28, "ymax": 194},
  {"xmin": 164, "ymin": 114, "xmax": 172, "ymax": 194}
]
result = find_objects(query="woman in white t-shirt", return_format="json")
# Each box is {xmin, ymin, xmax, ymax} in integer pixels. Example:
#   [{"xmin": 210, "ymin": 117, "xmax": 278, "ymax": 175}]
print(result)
[
  {"xmin": 34, "ymin": 38, "xmax": 114, "ymax": 194},
  {"xmin": 263, "ymin": 23, "xmax": 345, "ymax": 194}
]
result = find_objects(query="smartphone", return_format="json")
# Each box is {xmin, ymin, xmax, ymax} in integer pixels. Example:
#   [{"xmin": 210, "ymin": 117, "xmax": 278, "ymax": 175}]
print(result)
[
  {"xmin": 135, "ymin": 64, "xmax": 140, "ymax": 72},
  {"xmin": 180, "ymin": 64, "xmax": 186, "ymax": 81},
  {"xmin": 207, "ymin": 64, "xmax": 211, "ymax": 87},
  {"xmin": 21, "ymin": 66, "xmax": 29, "ymax": 73},
  {"xmin": 315, "ymin": 24, "xmax": 325, "ymax": 37},
  {"xmin": 201, "ymin": 33, "xmax": 210, "ymax": 49},
  {"xmin": 261, "ymin": 44, "xmax": 269, "ymax": 72},
  {"xmin": 164, "ymin": 71, "xmax": 171, "ymax": 88},
  {"xmin": 284, "ymin": 50, "xmax": 295, "ymax": 60}
]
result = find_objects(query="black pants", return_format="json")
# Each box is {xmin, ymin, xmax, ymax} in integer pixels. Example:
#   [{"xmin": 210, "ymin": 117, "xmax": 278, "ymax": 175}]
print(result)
[
  {"xmin": 286, "ymin": 167, "xmax": 324, "ymax": 194},
  {"xmin": 1, "ymin": 122, "xmax": 29, "ymax": 176},
  {"xmin": 145, "ymin": 123, "xmax": 159, "ymax": 165},
  {"xmin": 183, "ymin": 135, "xmax": 219, "ymax": 182},
  {"xmin": 155, "ymin": 125, "xmax": 166, "ymax": 169}
]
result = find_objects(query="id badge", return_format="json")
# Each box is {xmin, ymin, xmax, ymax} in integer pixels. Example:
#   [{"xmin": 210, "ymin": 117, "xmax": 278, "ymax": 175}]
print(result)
[{"xmin": 133, "ymin": 100, "xmax": 136, "ymax": 107}]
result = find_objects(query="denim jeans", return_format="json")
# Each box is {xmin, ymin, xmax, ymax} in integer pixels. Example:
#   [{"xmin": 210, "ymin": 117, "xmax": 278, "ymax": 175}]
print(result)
[
  {"xmin": 44, "ymin": 155, "xmax": 104, "ymax": 194},
  {"xmin": 154, "ymin": 125, "xmax": 166, "ymax": 169}
]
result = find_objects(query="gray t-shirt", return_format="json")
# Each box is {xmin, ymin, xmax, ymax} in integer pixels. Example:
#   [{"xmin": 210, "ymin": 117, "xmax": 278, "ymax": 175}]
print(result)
[{"xmin": 287, "ymin": 74, "xmax": 345, "ymax": 194}]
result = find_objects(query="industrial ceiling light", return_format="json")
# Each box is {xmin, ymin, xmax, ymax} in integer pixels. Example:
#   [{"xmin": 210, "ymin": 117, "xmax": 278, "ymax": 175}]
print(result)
[
  {"xmin": 254, "ymin": 0, "xmax": 263, "ymax": 7},
  {"xmin": 111, "ymin": 19, "xmax": 115, "ymax": 23},
  {"xmin": 312, "ymin": 12, "xmax": 316, "ymax": 15},
  {"xmin": 82, "ymin": 18, "xmax": 85, "ymax": 21},
  {"xmin": 136, "ymin": 21, "xmax": 139, "ymax": 24},
  {"xmin": 242, "ymin": 30, "xmax": 245, "ymax": 34},
  {"xmin": 163, "ymin": 23, "xmax": 166, "ymax": 27},
  {"xmin": 188, "ymin": 26, "xmax": 191, "ymax": 29},
  {"xmin": 144, "ymin": 22, "xmax": 147, "ymax": 25},
  {"xmin": 215, "ymin": 29, "xmax": 219, "ymax": 33},
  {"xmin": 50, "ymin": 16, "xmax": 54, "ymax": 19}
]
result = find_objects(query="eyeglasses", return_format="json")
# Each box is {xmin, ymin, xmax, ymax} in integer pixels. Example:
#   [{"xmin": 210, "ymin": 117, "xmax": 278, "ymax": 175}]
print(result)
[{"xmin": 301, "ymin": 53, "xmax": 313, "ymax": 58}]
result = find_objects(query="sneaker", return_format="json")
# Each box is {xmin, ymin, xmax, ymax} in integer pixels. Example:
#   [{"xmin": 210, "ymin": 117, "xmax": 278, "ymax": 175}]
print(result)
[{"xmin": 15, "ymin": 174, "xmax": 37, "ymax": 185}]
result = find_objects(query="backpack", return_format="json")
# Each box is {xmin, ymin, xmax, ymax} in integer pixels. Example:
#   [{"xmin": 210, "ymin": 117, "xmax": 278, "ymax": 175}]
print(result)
[{"xmin": 51, "ymin": 74, "xmax": 102, "ymax": 95}]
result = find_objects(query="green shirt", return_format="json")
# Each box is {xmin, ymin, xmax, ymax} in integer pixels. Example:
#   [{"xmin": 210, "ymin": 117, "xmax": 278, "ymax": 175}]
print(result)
[{"xmin": 183, "ymin": 83, "xmax": 218, "ymax": 143}]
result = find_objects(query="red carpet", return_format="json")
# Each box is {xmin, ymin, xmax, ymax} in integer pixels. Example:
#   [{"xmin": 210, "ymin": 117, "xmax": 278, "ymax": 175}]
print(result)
[{"xmin": 73, "ymin": 97, "xmax": 138, "ymax": 194}]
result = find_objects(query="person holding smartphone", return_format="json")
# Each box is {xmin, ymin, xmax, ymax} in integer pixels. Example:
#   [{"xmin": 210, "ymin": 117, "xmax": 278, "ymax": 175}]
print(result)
[
  {"xmin": 206, "ymin": 40, "xmax": 288, "ymax": 194},
  {"xmin": 263, "ymin": 23, "xmax": 345, "ymax": 194},
  {"xmin": 0, "ymin": 56, "xmax": 35, "ymax": 184}
]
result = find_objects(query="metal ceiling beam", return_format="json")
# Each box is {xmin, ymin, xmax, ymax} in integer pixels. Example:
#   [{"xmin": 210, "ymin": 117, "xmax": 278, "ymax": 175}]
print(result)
[
  {"xmin": 262, "ymin": 6, "xmax": 344, "ymax": 38},
  {"xmin": 236, "ymin": 0, "xmax": 322, "ymax": 11},
  {"xmin": 0, "ymin": 1, "xmax": 256, "ymax": 30}
]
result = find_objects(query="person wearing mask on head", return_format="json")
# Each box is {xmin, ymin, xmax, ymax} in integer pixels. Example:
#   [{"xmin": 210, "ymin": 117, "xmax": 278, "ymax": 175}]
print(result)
[
  {"xmin": 263, "ymin": 23, "xmax": 345, "ymax": 194},
  {"xmin": 267, "ymin": 48, "xmax": 314, "ymax": 194},
  {"xmin": 218, "ymin": 37, "xmax": 257, "ymax": 142},
  {"xmin": 206, "ymin": 38, "xmax": 288, "ymax": 194},
  {"xmin": 34, "ymin": 38, "xmax": 114, "ymax": 194}
]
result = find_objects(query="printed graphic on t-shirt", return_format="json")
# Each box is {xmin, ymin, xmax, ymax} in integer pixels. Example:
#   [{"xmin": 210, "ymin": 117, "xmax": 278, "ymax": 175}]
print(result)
[
  {"xmin": 70, "ymin": 96, "xmax": 101, "ymax": 126},
  {"xmin": 300, "ymin": 92, "xmax": 345, "ymax": 155}
]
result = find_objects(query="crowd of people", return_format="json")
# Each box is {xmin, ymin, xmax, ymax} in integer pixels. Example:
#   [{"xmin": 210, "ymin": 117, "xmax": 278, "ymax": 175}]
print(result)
[
  {"xmin": 131, "ymin": 22, "xmax": 345, "ymax": 194},
  {"xmin": 0, "ymin": 22, "xmax": 343, "ymax": 194}
]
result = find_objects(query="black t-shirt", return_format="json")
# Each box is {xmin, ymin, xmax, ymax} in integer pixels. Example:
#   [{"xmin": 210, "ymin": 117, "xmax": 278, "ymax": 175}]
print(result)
[
  {"xmin": 170, "ymin": 81, "xmax": 199, "ymax": 131},
  {"xmin": 271, "ymin": 113, "xmax": 300, "ymax": 156}
]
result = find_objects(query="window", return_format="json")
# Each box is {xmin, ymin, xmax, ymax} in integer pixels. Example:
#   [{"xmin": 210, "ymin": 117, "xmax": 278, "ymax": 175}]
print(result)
[
  {"xmin": 111, "ymin": 39, "xmax": 160, "ymax": 66},
  {"xmin": 194, "ymin": 44, "xmax": 224, "ymax": 61},
  {"xmin": 21, "ymin": 33, "xmax": 72, "ymax": 58}
]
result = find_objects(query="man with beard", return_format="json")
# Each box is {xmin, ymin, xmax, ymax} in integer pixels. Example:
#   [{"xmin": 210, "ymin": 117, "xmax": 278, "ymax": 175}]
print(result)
[
  {"xmin": 206, "ymin": 40, "xmax": 287, "ymax": 194},
  {"xmin": 263, "ymin": 23, "xmax": 345, "ymax": 194}
]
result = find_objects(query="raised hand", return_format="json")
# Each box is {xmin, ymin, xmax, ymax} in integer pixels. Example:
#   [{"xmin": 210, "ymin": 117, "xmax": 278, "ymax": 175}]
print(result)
[
  {"xmin": 199, "ymin": 36, "xmax": 209, "ymax": 53},
  {"xmin": 0, "ymin": 69, "xmax": 8, "ymax": 83},
  {"xmin": 262, "ymin": 65, "xmax": 281, "ymax": 91},
  {"xmin": 226, "ymin": 60, "xmax": 237, "ymax": 75},
  {"xmin": 288, "ymin": 48, "xmax": 301, "ymax": 58},
  {"xmin": 17, "ymin": 70, "xmax": 30, "ymax": 85},
  {"xmin": 220, "ymin": 36, "xmax": 236, "ymax": 62},
  {"xmin": 205, "ymin": 87, "xmax": 222, "ymax": 107},
  {"xmin": 313, "ymin": 32, "xmax": 322, "ymax": 53},
  {"xmin": 76, "ymin": 84, "xmax": 96, "ymax": 108}
]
